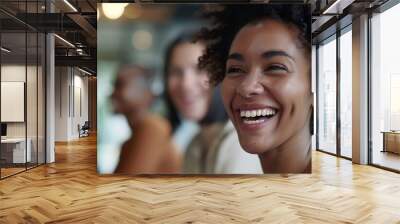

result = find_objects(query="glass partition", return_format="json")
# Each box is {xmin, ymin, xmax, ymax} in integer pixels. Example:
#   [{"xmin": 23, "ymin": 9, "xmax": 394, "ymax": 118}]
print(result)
[
  {"xmin": 317, "ymin": 35, "xmax": 337, "ymax": 155},
  {"xmin": 38, "ymin": 32, "xmax": 45, "ymax": 165},
  {"xmin": 1, "ymin": 30, "xmax": 28, "ymax": 177},
  {"xmin": 0, "ymin": 1, "xmax": 46, "ymax": 179},
  {"xmin": 27, "ymin": 30, "xmax": 38, "ymax": 169}
]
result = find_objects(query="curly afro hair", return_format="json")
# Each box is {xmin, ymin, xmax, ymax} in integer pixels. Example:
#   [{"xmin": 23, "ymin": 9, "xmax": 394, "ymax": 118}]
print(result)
[{"xmin": 197, "ymin": 4, "xmax": 311, "ymax": 85}]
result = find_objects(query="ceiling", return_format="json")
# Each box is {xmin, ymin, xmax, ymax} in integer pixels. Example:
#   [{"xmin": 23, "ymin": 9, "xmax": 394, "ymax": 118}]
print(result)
[
  {"xmin": 1, "ymin": 0, "xmax": 394, "ymax": 75},
  {"xmin": 0, "ymin": 0, "xmax": 97, "ymax": 74}
]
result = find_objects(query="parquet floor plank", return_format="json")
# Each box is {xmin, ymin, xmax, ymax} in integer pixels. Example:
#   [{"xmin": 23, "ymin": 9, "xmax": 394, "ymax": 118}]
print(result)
[{"xmin": 0, "ymin": 135, "xmax": 399, "ymax": 223}]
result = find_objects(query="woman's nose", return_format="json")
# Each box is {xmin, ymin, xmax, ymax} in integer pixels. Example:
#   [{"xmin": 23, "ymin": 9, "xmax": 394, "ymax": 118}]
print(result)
[
  {"xmin": 181, "ymin": 69, "xmax": 197, "ymax": 91},
  {"xmin": 236, "ymin": 71, "xmax": 264, "ymax": 98}
]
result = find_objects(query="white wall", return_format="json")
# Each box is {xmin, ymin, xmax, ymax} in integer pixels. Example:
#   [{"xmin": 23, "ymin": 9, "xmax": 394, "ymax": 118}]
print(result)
[
  {"xmin": 55, "ymin": 67, "xmax": 89, "ymax": 141},
  {"xmin": 72, "ymin": 73, "xmax": 89, "ymax": 138},
  {"xmin": 55, "ymin": 66, "xmax": 69, "ymax": 141},
  {"xmin": 1, "ymin": 65, "xmax": 26, "ymax": 138},
  {"xmin": 1, "ymin": 65, "xmax": 38, "ymax": 137},
  {"xmin": 1, "ymin": 63, "xmax": 46, "ymax": 163}
]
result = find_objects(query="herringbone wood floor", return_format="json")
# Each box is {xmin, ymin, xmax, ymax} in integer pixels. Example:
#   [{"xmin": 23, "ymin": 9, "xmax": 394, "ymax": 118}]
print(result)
[{"xmin": 0, "ymin": 135, "xmax": 400, "ymax": 223}]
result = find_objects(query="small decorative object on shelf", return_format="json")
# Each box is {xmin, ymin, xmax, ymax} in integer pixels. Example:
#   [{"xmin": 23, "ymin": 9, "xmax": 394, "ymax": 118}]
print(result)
[{"xmin": 381, "ymin": 131, "xmax": 400, "ymax": 154}]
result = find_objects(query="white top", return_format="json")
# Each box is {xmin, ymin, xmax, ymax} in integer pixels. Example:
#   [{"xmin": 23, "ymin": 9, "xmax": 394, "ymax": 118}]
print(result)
[{"xmin": 214, "ymin": 122, "xmax": 263, "ymax": 174}]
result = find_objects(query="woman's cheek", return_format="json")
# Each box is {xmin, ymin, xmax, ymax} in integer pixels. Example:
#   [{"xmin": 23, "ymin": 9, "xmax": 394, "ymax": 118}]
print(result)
[
  {"xmin": 200, "ymin": 73, "xmax": 211, "ymax": 88},
  {"xmin": 276, "ymin": 76, "xmax": 306, "ymax": 98}
]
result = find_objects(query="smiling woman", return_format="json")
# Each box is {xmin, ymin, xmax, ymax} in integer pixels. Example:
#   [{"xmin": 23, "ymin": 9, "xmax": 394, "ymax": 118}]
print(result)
[{"xmin": 198, "ymin": 4, "xmax": 312, "ymax": 173}]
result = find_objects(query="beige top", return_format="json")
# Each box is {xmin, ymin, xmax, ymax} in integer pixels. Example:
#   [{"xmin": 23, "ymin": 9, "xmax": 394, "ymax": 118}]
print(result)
[{"xmin": 183, "ymin": 121, "xmax": 263, "ymax": 174}]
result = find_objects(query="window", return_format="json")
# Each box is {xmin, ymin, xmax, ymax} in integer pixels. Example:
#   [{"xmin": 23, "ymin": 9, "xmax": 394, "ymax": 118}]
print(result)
[
  {"xmin": 339, "ymin": 27, "xmax": 352, "ymax": 158},
  {"xmin": 370, "ymin": 2, "xmax": 400, "ymax": 171},
  {"xmin": 317, "ymin": 35, "xmax": 337, "ymax": 154}
]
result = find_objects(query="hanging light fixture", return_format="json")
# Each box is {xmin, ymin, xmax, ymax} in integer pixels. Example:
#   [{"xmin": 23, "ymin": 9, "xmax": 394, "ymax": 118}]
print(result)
[
  {"xmin": 78, "ymin": 67, "xmax": 93, "ymax": 76},
  {"xmin": 54, "ymin": 34, "xmax": 75, "ymax": 48},
  {"xmin": 1, "ymin": 47, "xmax": 11, "ymax": 53},
  {"xmin": 102, "ymin": 3, "xmax": 128, "ymax": 20},
  {"xmin": 63, "ymin": 0, "xmax": 78, "ymax": 12}
]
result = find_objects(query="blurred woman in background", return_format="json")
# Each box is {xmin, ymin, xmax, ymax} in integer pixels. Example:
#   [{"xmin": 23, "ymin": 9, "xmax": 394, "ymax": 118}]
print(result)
[
  {"xmin": 163, "ymin": 34, "xmax": 212, "ymax": 154},
  {"xmin": 112, "ymin": 65, "xmax": 181, "ymax": 174}
]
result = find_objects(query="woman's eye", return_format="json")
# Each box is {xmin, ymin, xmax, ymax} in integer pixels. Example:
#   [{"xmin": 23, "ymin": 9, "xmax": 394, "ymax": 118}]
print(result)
[
  {"xmin": 226, "ymin": 67, "xmax": 245, "ymax": 76},
  {"xmin": 265, "ymin": 64, "xmax": 288, "ymax": 73}
]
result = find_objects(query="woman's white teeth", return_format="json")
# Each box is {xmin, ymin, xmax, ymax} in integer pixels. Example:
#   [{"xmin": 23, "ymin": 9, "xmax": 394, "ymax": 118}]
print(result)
[{"xmin": 240, "ymin": 108, "xmax": 276, "ymax": 118}]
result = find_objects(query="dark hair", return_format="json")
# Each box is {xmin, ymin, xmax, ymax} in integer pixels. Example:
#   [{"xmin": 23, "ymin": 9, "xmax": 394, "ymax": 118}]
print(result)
[
  {"xmin": 198, "ymin": 4, "xmax": 311, "ymax": 85},
  {"xmin": 163, "ymin": 33, "xmax": 228, "ymax": 132},
  {"xmin": 199, "ymin": 85, "xmax": 228, "ymax": 126}
]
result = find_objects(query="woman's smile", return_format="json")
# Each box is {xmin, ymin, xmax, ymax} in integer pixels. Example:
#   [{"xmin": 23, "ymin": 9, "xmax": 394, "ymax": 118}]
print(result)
[{"xmin": 233, "ymin": 103, "xmax": 280, "ymax": 132}]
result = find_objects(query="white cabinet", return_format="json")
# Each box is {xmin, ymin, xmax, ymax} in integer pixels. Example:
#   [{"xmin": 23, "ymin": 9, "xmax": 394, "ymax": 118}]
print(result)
[{"xmin": 1, "ymin": 138, "xmax": 32, "ymax": 163}]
